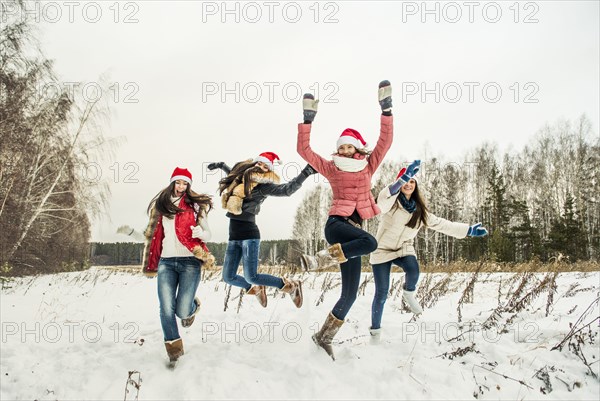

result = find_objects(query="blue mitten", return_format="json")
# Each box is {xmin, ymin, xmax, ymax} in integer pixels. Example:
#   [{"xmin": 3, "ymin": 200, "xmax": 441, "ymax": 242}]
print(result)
[
  {"xmin": 467, "ymin": 223, "xmax": 488, "ymax": 237},
  {"xmin": 389, "ymin": 160, "xmax": 421, "ymax": 195}
]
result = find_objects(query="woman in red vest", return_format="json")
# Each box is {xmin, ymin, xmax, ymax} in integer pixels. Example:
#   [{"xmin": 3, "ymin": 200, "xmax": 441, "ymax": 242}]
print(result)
[
  {"xmin": 297, "ymin": 81, "xmax": 394, "ymax": 360},
  {"xmin": 142, "ymin": 167, "xmax": 214, "ymax": 367}
]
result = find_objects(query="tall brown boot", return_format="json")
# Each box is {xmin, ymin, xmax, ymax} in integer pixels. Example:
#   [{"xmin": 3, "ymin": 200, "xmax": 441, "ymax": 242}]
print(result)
[
  {"xmin": 281, "ymin": 277, "xmax": 303, "ymax": 308},
  {"xmin": 165, "ymin": 338, "xmax": 184, "ymax": 363},
  {"xmin": 312, "ymin": 312, "xmax": 344, "ymax": 360},
  {"xmin": 246, "ymin": 285, "xmax": 267, "ymax": 308}
]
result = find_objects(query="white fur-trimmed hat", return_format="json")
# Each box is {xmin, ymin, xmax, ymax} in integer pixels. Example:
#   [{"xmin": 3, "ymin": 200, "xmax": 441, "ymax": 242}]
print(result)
[
  {"xmin": 337, "ymin": 128, "xmax": 367, "ymax": 150},
  {"xmin": 170, "ymin": 167, "xmax": 192, "ymax": 184},
  {"xmin": 254, "ymin": 151, "xmax": 281, "ymax": 171}
]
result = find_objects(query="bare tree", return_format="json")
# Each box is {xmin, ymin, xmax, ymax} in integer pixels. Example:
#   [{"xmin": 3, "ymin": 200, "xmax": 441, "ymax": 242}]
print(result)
[
  {"xmin": 0, "ymin": 1, "xmax": 118, "ymax": 273},
  {"xmin": 292, "ymin": 185, "xmax": 331, "ymax": 254}
]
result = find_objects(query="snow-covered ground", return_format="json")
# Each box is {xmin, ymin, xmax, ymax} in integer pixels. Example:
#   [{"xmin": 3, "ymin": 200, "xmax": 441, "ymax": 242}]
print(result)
[{"xmin": 1, "ymin": 267, "xmax": 598, "ymax": 400}]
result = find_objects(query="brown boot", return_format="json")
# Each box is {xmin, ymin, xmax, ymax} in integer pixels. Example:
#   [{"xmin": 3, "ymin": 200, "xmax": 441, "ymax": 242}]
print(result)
[
  {"xmin": 300, "ymin": 243, "xmax": 348, "ymax": 271},
  {"xmin": 281, "ymin": 278, "xmax": 303, "ymax": 308},
  {"xmin": 312, "ymin": 312, "xmax": 344, "ymax": 360},
  {"xmin": 327, "ymin": 243, "xmax": 348, "ymax": 263},
  {"xmin": 246, "ymin": 285, "xmax": 267, "ymax": 308},
  {"xmin": 181, "ymin": 297, "xmax": 201, "ymax": 328},
  {"xmin": 164, "ymin": 338, "xmax": 184, "ymax": 363}
]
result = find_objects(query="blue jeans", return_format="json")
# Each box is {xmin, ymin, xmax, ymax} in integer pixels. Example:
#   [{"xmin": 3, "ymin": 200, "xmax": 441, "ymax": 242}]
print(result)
[
  {"xmin": 222, "ymin": 239, "xmax": 284, "ymax": 290},
  {"xmin": 157, "ymin": 257, "xmax": 202, "ymax": 341},
  {"xmin": 371, "ymin": 255, "xmax": 420, "ymax": 329},
  {"xmin": 324, "ymin": 216, "xmax": 378, "ymax": 320}
]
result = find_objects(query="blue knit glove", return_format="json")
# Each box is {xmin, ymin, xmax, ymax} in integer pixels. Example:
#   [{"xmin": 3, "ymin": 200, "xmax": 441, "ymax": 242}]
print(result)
[
  {"xmin": 467, "ymin": 223, "xmax": 488, "ymax": 237},
  {"xmin": 389, "ymin": 160, "xmax": 421, "ymax": 195}
]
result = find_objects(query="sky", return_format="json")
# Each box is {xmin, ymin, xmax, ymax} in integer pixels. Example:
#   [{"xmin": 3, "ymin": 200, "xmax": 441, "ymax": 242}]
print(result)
[{"xmin": 14, "ymin": 0, "xmax": 599, "ymax": 243}]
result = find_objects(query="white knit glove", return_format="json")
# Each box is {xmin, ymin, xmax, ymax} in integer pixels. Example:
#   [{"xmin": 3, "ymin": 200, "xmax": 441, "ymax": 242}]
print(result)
[
  {"xmin": 117, "ymin": 225, "xmax": 134, "ymax": 235},
  {"xmin": 190, "ymin": 218, "xmax": 212, "ymax": 242},
  {"xmin": 116, "ymin": 225, "xmax": 145, "ymax": 241}
]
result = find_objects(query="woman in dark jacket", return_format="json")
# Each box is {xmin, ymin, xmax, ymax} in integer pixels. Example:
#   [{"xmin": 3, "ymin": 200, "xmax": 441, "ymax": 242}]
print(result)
[{"xmin": 208, "ymin": 151, "xmax": 316, "ymax": 309}]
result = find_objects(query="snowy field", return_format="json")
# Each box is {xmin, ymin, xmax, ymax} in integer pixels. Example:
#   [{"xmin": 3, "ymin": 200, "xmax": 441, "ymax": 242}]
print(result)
[{"xmin": 1, "ymin": 267, "xmax": 599, "ymax": 401}]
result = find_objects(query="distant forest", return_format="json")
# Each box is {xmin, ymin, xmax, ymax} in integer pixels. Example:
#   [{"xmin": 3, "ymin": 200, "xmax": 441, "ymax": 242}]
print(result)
[{"xmin": 90, "ymin": 240, "xmax": 303, "ymax": 267}]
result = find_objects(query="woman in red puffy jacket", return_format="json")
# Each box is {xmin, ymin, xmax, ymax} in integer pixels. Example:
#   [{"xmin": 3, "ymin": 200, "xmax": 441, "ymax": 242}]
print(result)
[{"xmin": 296, "ymin": 80, "xmax": 394, "ymax": 360}]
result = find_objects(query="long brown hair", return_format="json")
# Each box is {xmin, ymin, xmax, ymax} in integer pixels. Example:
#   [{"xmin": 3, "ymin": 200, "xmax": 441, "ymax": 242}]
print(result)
[
  {"xmin": 392, "ymin": 181, "xmax": 429, "ymax": 229},
  {"xmin": 148, "ymin": 182, "xmax": 213, "ymax": 219},
  {"xmin": 217, "ymin": 159, "xmax": 262, "ymax": 198}
]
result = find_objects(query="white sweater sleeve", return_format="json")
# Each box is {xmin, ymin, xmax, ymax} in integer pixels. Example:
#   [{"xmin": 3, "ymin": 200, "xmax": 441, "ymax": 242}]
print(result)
[
  {"xmin": 129, "ymin": 229, "xmax": 146, "ymax": 242},
  {"xmin": 197, "ymin": 214, "xmax": 212, "ymax": 242},
  {"xmin": 116, "ymin": 225, "xmax": 146, "ymax": 242}
]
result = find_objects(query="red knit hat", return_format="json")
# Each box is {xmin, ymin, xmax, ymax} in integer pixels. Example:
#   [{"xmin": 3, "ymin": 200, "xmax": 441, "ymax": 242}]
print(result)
[
  {"xmin": 170, "ymin": 167, "xmax": 193, "ymax": 184},
  {"xmin": 337, "ymin": 128, "xmax": 367, "ymax": 150},
  {"xmin": 254, "ymin": 152, "xmax": 281, "ymax": 171},
  {"xmin": 396, "ymin": 167, "xmax": 418, "ymax": 182}
]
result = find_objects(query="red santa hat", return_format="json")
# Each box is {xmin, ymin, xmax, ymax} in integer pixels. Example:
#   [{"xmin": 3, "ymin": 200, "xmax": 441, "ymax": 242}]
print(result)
[
  {"xmin": 170, "ymin": 167, "xmax": 193, "ymax": 184},
  {"xmin": 396, "ymin": 167, "xmax": 419, "ymax": 182},
  {"xmin": 254, "ymin": 151, "xmax": 281, "ymax": 171},
  {"xmin": 337, "ymin": 128, "xmax": 368, "ymax": 150}
]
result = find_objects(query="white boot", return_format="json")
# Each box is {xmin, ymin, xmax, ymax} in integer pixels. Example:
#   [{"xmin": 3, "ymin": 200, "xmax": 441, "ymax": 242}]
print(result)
[
  {"xmin": 316, "ymin": 249, "xmax": 338, "ymax": 267},
  {"xmin": 300, "ymin": 248, "xmax": 339, "ymax": 271},
  {"xmin": 300, "ymin": 254, "xmax": 317, "ymax": 271},
  {"xmin": 402, "ymin": 289, "xmax": 423, "ymax": 314},
  {"xmin": 369, "ymin": 327, "xmax": 382, "ymax": 343}
]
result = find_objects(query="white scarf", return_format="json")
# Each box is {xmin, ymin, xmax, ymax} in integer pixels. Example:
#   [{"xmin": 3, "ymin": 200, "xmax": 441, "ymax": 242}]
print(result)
[{"xmin": 332, "ymin": 155, "xmax": 368, "ymax": 172}]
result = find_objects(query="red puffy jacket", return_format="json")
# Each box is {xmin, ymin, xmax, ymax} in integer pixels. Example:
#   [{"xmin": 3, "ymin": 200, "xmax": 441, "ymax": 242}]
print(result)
[
  {"xmin": 297, "ymin": 114, "xmax": 393, "ymax": 220},
  {"xmin": 142, "ymin": 195, "xmax": 212, "ymax": 276}
]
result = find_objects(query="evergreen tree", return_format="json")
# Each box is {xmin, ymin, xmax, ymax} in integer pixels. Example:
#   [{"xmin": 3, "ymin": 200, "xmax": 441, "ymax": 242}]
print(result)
[{"xmin": 548, "ymin": 193, "xmax": 587, "ymax": 261}]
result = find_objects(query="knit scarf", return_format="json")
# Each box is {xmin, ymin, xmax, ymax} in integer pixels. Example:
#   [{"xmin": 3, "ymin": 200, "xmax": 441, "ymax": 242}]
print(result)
[
  {"xmin": 398, "ymin": 193, "xmax": 416, "ymax": 213},
  {"xmin": 332, "ymin": 154, "xmax": 368, "ymax": 172}
]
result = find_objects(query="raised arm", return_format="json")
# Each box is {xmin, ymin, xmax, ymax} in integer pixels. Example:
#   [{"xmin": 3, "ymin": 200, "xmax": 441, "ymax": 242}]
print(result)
[
  {"xmin": 377, "ymin": 160, "xmax": 421, "ymax": 214},
  {"xmin": 207, "ymin": 162, "xmax": 231, "ymax": 175},
  {"xmin": 297, "ymin": 93, "xmax": 333, "ymax": 176},
  {"xmin": 376, "ymin": 185, "xmax": 398, "ymax": 215},
  {"xmin": 388, "ymin": 160, "xmax": 421, "ymax": 196},
  {"xmin": 368, "ymin": 81, "xmax": 394, "ymax": 173},
  {"xmin": 257, "ymin": 164, "xmax": 317, "ymax": 197}
]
